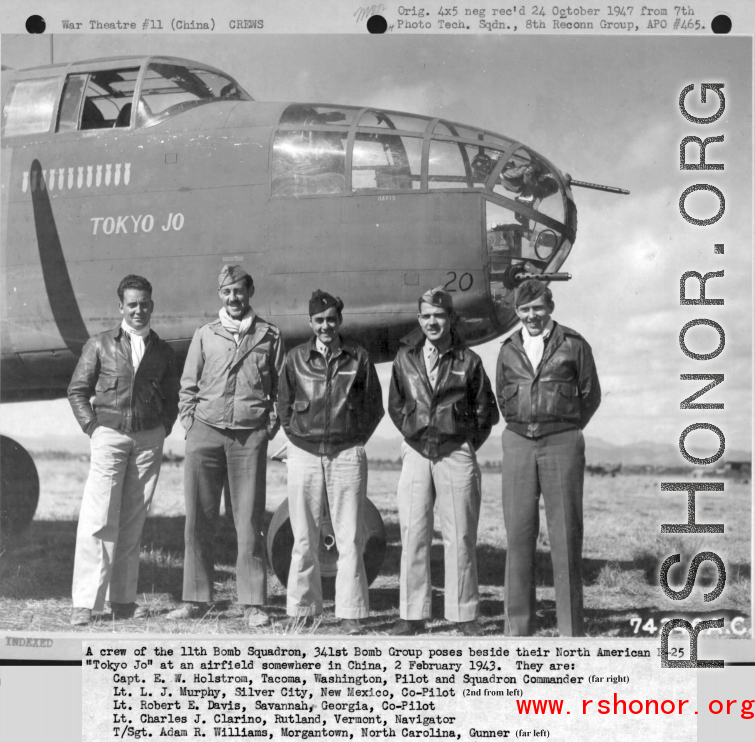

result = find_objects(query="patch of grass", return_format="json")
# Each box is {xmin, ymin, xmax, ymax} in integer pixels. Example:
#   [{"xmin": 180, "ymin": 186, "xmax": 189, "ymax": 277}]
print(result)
[
  {"xmin": 0, "ymin": 461, "xmax": 750, "ymax": 636},
  {"xmin": 595, "ymin": 561, "xmax": 646, "ymax": 595}
]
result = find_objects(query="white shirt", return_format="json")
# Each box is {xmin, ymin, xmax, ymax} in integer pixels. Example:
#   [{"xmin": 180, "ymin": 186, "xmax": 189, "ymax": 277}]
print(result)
[
  {"xmin": 121, "ymin": 320, "xmax": 150, "ymax": 371},
  {"xmin": 521, "ymin": 319, "xmax": 554, "ymax": 371}
]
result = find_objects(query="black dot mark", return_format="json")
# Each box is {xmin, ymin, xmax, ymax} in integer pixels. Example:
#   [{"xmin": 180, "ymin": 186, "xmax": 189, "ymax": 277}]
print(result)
[
  {"xmin": 26, "ymin": 15, "xmax": 46, "ymax": 33},
  {"xmin": 367, "ymin": 15, "xmax": 387, "ymax": 34},
  {"xmin": 711, "ymin": 15, "xmax": 731, "ymax": 34}
]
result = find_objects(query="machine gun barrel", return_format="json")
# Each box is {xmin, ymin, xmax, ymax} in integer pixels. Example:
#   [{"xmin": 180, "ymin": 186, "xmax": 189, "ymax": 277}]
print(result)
[
  {"xmin": 533, "ymin": 272, "xmax": 571, "ymax": 281},
  {"xmin": 568, "ymin": 179, "xmax": 630, "ymax": 195},
  {"xmin": 497, "ymin": 264, "xmax": 572, "ymax": 289}
]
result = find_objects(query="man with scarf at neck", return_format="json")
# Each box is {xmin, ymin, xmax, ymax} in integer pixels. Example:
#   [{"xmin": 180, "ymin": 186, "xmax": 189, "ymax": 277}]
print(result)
[
  {"xmin": 169, "ymin": 265, "xmax": 285, "ymax": 627},
  {"xmin": 68, "ymin": 275, "xmax": 179, "ymax": 626},
  {"xmin": 496, "ymin": 279, "xmax": 601, "ymax": 637},
  {"xmin": 388, "ymin": 287, "xmax": 498, "ymax": 636}
]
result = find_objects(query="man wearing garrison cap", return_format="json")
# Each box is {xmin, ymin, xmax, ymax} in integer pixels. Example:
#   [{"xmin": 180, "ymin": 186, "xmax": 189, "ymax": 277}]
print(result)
[
  {"xmin": 278, "ymin": 291, "xmax": 383, "ymax": 634},
  {"xmin": 496, "ymin": 279, "xmax": 601, "ymax": 636},
  {"xmin": 388, "ymin": 287, "xmax": 498, "ymax": 636},
  {"xmin": 168, "ymin": 265, "xmax": 285, "ymax": 627}
]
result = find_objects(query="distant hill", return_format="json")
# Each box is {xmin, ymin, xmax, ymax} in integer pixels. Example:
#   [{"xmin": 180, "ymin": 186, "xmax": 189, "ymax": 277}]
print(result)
[
  {"xmin": 9, "ymin": 431, "xmax": 751, "ymax": 469},
  {"xmin": 363, "ymin": 433, "xmax": 751, "ymax": 469}
]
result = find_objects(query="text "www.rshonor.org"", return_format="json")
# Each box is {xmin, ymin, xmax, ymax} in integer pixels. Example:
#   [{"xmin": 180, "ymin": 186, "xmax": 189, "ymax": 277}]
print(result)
[{"xmin": 517, "ymin": 695, "xmax": 755, "ymax": 718}]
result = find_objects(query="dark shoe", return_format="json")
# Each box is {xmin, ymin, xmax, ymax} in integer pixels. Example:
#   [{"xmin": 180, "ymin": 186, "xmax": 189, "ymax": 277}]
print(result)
[
  {"xmin": 166, "ymin": 602, "xmax": 209, "ymax": 620},
  {"xmin": 339, "ymin": 619, "xmax": 365, "ymax": 636},
  {"xmin": 70, "ymin": 607, "xmax": 92, "ymax": 626},
  {"xmin": 110, "ymin": 602, "xmax": 151, "ymax": 620},
  {"xmin": 389, "ymin": 619, "xmax": 425, "ymax": 636},
  {"xmin": 244, "ymin": 606, "xmax": 271, "ymax": 628},
  {"xmin": 277, "ymin": 615, "xmax": 317, "ymax": 632},
  {"xmin": 457, "ymin": 620, "xmax": 484, "ymax": 637}
]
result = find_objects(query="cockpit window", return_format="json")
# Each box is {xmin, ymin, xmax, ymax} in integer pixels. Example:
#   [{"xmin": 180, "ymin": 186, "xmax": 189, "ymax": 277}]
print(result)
[
  {"xmin": 429, "ymin": 140, "xmax": 469, "ymax": 188},
  {"xmin": 56, "ymin": 75, "xmax": 88, "ymax": 132},
  {"xmin": 272, "ymin": 129, "xmax": 348, "ymax": 197},
  {"xmin": 352, "ymin": 134, "xmax": 422, "ymax": 191},
  {"xmin": 357, "ymin": 110, "xmax": 430, "ymax": 134},
  {"xmin": 137, "ymin": 63, "xmax": 251, "ymax": 127},
  {"xmin": 279, "ymin": 104, "xmax": 358, "ymax": 127},
  {"xmin": 2, "ymin": 77, "xmax": 59, "ymax": 137},
  {"xmin": 433, "ymin": 121, "xmax": 483, "ymax": 141},
  {"xmin": 270, "ymin": 112, "xmax": 569, "ymax": 228},
  {"xmin": 80, "ymin": 68, "xmax": 139, "ymax": 130},
  {"xmin": 52, "ymin": 68, "xmax": 139, "ymax": 131},
  {"xmin": 428, "ymin": 140, "xmax": 512, "ymax": 190}
]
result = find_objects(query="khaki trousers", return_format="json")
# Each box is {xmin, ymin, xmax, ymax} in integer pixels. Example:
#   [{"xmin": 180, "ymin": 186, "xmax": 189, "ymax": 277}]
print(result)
[
  {"xmin": 182, "ymin": 420, "xmax": 268, "ymax": 605},
  {"xmin": 501, "ymin": 427, "xmax": 585, "ymax": 637},
  {"xmin": 397, "ymin": 441, "xmax": 481, "ymax": 622},
  {"xmin": 72, "ymin": 425, "xmax": 165, "ymax": 610},
  {"xmin": 286, "ymin": 444, "xmax": 369, "ymax": 619}
]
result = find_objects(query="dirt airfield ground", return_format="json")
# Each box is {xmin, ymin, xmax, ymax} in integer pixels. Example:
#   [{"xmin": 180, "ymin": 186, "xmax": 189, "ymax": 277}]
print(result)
[{"xmin": 0, "ymin": 455, "xmax": 750, "ymax": 638}]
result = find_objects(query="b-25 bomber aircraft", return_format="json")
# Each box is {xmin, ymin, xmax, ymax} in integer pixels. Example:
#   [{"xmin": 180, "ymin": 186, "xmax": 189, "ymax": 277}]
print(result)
[{"xmin": 0, "ymin": 55, "xmax": 627, "ymax": 549}]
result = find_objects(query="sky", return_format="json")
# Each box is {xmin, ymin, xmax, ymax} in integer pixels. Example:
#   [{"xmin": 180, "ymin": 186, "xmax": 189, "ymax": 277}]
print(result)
[{"xmin": 1, "ymin": 33, "xmax": 752, "ymax": 458}]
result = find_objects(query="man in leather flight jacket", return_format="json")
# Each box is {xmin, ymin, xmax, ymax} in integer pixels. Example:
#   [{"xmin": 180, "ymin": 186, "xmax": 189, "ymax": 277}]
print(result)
[
  {"xmin": 278, "ymin": 291, "xmax": 384, "ymax": 634},
  {"xmin": 496, "ymin": 279, "xmax": 601, "ymax": 637},
  {"xmin": 388, "ymin": 287, "xmax": 498, "ymax": 636},
  {"xmin": 67, "ymin": 275, "xmax": 179, "ymax": 626}
]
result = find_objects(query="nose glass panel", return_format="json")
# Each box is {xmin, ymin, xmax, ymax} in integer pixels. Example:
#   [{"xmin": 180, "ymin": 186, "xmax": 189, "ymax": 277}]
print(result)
[
  {"xmin": 484, "ymin": 147, "xmax": 572, "ymax": 332},
  {"xmin": 491, "ymin": 147, "xmax": 566, "ymax": 226}
]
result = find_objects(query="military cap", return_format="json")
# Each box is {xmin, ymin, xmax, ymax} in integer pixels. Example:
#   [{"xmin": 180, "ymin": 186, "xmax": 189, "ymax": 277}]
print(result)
[
  {"xmin": 418, "ymin": 286, "xmax": 454, "ymax": 313},
  {"xmin": 218, "ymin": 264, "xmax": 252, "ymax": 288},
  {"xmin": 514, "ymin": 278, "xmax": 551, "ymax": 307},
  {"xmin": 309, "ymin": 290, "xmax": 344, "ymax": 316}
]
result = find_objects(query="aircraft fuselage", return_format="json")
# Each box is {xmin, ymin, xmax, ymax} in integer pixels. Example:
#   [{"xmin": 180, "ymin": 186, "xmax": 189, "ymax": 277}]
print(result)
[{"xmin": 1, "ymin": 55, "xmax": 577, "ymax": 402}]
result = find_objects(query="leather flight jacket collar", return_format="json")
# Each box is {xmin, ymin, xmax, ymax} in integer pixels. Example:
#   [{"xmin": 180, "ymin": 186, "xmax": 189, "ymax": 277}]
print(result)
[
  {"xmin": 306, "ymin": 334, "xmax": 355, "ymax": 362},
  {"xmin": 388, "ymin": 332, "xmax": 498, "ymax": 460},
  {"xmin": 496, "ymin": 321, "xmax": 601, "ymax": 439},
  {"xmin": 68, "ymin": 325, "xmax": 179, "ymax": 436},
  {"xmin": 279, "ymin": 336, "xmax": 384, "ymax": 456}
]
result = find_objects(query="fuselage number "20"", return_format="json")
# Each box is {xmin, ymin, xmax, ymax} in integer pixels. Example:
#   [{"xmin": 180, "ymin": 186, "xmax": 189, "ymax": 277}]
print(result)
[{"xmin": 444, "ymin": 271, "xmax": 474, "ymax": 292}]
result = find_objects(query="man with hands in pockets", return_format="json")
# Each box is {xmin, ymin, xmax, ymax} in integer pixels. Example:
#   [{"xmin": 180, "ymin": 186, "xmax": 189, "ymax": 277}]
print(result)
[
  {"xmin": 388, "ymin": 287, "xmax": 498, "ymax": 637},
  {"xmin": 278, "ymin": 290, "xmax": 384, "ymax": 634},
  {"xmin": 68, "ymin": 274, "xmax": 179, "ymax": 626},
  {"xmin": 168, "ymin": 264, "xmax": 284, "ymax": 628}
]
